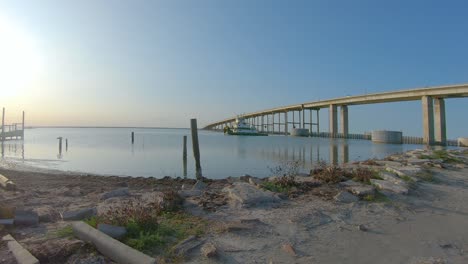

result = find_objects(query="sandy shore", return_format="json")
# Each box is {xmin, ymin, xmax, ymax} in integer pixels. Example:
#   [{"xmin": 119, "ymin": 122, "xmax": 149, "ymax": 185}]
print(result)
[{"xmin": 1, "ymin": 148, "xmax": 468, "ymax": 264}]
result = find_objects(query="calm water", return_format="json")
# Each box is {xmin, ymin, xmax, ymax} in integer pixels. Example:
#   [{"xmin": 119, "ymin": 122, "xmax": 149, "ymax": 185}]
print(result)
[{"xmin": 0, "ymin": 128, "xmax": 424, "ymax": 179}]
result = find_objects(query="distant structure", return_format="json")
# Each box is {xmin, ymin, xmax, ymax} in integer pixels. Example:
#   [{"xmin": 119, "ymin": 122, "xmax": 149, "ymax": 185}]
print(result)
[
  {"xmin": 204, "ymin": 83, "xmax": 468, "ymax": 146},
  {"xmin": 1, "ymin": 108, "xmax": 25, "ymax": 141}
]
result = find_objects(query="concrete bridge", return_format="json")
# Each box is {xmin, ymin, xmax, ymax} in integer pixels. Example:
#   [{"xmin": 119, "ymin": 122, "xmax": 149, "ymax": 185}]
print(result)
[{"xmin": 204, "ymin": 83, "xmax": 468, "ymax": 145}]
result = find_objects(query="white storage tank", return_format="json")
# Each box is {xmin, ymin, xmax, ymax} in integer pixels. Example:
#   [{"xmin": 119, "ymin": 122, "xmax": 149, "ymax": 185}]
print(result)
[
  {"xmin": 458, "ymin": 137, "xmax": 468, "ymax": 147},
  {"xmin": 290, "ymin": 128, "xmax": 309, "ymax": 137},
  {"xmin": 371, "ymin": 130, "xmax": 402, "ymax": 144}
]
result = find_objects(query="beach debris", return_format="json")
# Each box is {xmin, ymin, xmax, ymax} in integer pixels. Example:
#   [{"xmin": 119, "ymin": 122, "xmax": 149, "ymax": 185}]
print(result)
[
  {"xmin": 370, "ymin": 179, "xmax": 409, "ymax": 195},
  {"xmin": 97, "ymin": 223, "xmax": 127, "ymax": 239},
  {"xmin": 2, "ymin": 234, "xmax": 40, "ymax": 264},
  {"xmin": 222, "ymin": 182, "xmax": 281, "ymax": 207},
  {"xmin": 14, "ymin": 210, "xmax": 39, "ymax": 226},
  {"xmin": 281, "ymin": 243, "xmax": 297, "ymax": 256},
  {"xmin": 334, "ymin": 191, "xmax": 359, "ymax": 203},
  {"xmin": 72, "ymin": 221, "xmax": 156, "ymax": 264},
  {"xmin": 0, "ymin": 174, "xmax": 16, "ymax": 190},
  {"xmin": 62, "ymin": 207, "xmax": 97, "ymax": 221},
  {"xmin": 201, "ymin": 242, "xmax": 217, "ymax": 258},
  {"xmin": 100, "ymin": 187, "xmax": 130, "ymax": 201},
  {"xmin": 172, "ymin": 235, "xmax": 203, "ymax": 256}
]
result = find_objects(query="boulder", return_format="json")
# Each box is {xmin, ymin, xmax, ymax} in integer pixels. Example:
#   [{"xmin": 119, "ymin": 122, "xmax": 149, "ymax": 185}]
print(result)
[
  {"xmin": 222, "ymin": 182, "xmax": 281, "ymax": 207},
  {"xmin": 100, "ymin": 188, "xmax": 130, "ymax": 201},
  {"xmin": 97, "ymin": 224, "xmax": 127, "ymax": 239},
  {"xmin": 14, "ymin": 210, "xmax": 39, "ymax": 226},
  {"xmin": 178, "ymin": 189, "xmax": 202, "ymax": 198},
  {"xmin": 371, "ymin": 179, "xmax": 408, "ymax": 195},
  {"xmin": 407, "ymin": 158, "xmax": 431, "ymax": 165},
  {"xmin": 200, "ymin": 242, "xmax": 217, "ymax": 258},
  {"xmin": 63, "ymin": 207, "xmax": 97, "ymax": 221},
  {"xmin": 334, "ymin": 191, "xmax": 359, "ymax": 203}
]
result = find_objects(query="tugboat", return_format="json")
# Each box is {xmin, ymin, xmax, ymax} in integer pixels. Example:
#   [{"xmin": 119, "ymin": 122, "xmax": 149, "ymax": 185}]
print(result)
[{"xmin": 224, "ymin": 116, "xmax": 267, "ymax": 136}]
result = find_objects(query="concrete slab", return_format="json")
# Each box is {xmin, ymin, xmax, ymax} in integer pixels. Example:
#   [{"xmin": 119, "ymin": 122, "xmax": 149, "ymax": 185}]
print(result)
[{"xmin": 2, "ymin": 234, "xmax": 39, "ymax": 264}]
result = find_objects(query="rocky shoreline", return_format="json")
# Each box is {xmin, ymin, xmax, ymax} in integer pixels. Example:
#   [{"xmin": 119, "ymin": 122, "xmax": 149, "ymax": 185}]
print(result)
[{"xmin": 1, "ymin": 148, "xmax": 468, "ymax": 263}]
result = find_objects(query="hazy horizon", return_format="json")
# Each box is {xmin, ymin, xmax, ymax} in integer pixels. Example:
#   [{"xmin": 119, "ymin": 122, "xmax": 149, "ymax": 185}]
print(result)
[{"xmin": 1, "ymin": 1, "xmax": 467, "ymax": 138}]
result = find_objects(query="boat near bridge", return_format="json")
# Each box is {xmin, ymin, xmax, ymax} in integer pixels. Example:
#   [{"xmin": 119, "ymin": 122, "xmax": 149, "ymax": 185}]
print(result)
[{"xmin": 224, "ymin": 116, "xmax": 267, "ymax": 136}]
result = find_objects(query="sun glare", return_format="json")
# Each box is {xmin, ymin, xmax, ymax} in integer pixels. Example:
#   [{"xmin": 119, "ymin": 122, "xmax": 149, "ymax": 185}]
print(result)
[{"xmin": 0, "ymin": 16, "xmax": 43, "ymax": 98}]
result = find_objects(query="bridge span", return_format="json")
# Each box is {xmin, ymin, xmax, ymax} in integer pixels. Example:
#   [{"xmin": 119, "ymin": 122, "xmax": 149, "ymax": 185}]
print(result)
[{"xmin": 204, "ymin": 83, "xmax": 468, "ymax": 145}]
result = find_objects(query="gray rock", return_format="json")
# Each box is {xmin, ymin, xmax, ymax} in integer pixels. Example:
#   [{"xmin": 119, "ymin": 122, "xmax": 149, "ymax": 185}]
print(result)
[
  {"xmin": 192, "ymin": 180, "xmax": 207, "ymax": 191},
  {"xmin": 371, "ymin": 179, "xmax": 408, "ymax": 195},
  {"xmin": 172, "ymin": 235, "xmax": 203, "ymax": 256},
  {"xmin": 248, "ymin": 177, "xmax": 261, "ymax": 186},
  {"xmin": 334, "ymin": 191, "xmax": 359, "ymax": 203},
  {"xmin": 222, "ymin": 182, "xmax": 281, "ymax": 207},
  {"xmin": 63, "ymin": 207, "xmax": 97, "ymax": 221},
  {"xmin": 178, "ymin": 189, "xmax": 202, "ymax": 198},
  {"xmin": 375, "ymin": 160, "xmax": 403, "ymax": 167},
  {"xmin": 340, "ymin": 180, "xmax": 375, "ymax": 197},
  {"xmin": 97, "ymin": 224, "xmax": 127, "ymax": 239},
  {"xmin": 34, "ymin": 206, "xmax": 60, "ymax": 223},
  {"xmin": 407, "ymin": 158, "xmax": 431, "ymax": 165},
  {"xmin": 14, "ymin": 210, "xmax": 39, "ymax": 226},
  {"xmin": 100, "ymin": 187, "xmax": 130, "ymax": 201},
  {"xmin": 200, "ymin": 242, "xmax": 217, "ymax": 258},
  {"xmin": 379, "ymin": 172, "xmax": 404, "ymax": 185},
  {"xmin": 386, "ymin": 166, "xmax": 421, "ymax": 177}
]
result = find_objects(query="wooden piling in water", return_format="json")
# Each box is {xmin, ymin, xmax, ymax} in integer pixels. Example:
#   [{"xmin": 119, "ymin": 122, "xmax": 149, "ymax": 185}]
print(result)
[
  {"xmin": 66, "ymin": 139, "xmax": 68, "ymax": 151},
  {"xmin": 183, "ymin": 135, "xmax": 187, "ymax": 159},
  {"xmin": 22, "ymin": 111, "xmax": 25, "ymax": 139},
  {"xmin": 190, "ymin": 119, "xmax": 202, "ymax": 178},
  {"xmin": 57, "ymin": 137, "xmax": 63, "ymax": 154},
  {"xmin": 131, "ymin": 132, "xmax": 134, "ymax": 144}
]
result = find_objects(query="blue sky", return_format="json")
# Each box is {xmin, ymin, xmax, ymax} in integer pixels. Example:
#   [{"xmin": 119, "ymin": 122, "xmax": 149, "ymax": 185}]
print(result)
[{"xmin": 0, "ymin": 0, "xmax": 467, "ymax": 138}]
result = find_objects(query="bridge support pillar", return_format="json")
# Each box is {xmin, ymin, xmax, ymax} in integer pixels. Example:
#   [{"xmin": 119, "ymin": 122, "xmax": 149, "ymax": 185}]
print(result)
[
  {"xmin": 434, "ymin": 98, "xmax": 446, "ymax": 145},
  {"xmin": 340, "ymin": 105, "xmax": 348, "ymax": 138},
  {"xmin": 329, "ymin": 104, "xmax": 337, "ymax": 137},
  {"xmin": 284, "ymin": 112, "xmax": 288, "ymax": 135},
  {"xmin": 422, "ymin": 96, "xmax": 435, "ymax": 145}
]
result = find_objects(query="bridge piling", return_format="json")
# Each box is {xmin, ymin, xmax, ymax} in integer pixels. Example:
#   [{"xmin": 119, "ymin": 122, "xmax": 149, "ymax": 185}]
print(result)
[
  {"xmin": 329, "ymin": 104, "xmax": 337, "ymax": 138},
  {"xmin": 422, "ymin": 96, "xmax": 435, "ymax": 145},
  {"xmin": 340, "ymin": 105, "xmax": 348, "ymax": 137},
  {"xmin": 434, "ymin": 98, "xmax": 446, "ymax": 145}
]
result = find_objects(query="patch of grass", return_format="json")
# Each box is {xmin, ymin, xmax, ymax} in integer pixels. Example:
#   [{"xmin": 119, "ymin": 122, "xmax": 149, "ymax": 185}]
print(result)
[
  {"xmin": 262, "ymin": 180, "xmax": 294, "ymax": 193},
  {"xmin": 419, "ymin": 150, "xmax": 462, "ymax": 163},
  {"xmin": 83, "ymin": 191, "xmax": 207, "ymax": 258},
  {"xmin": 362, "ymin": 191, "xmax": 390, "ymax": 203},
  {"xmin": 400, "ymin": 175, "xmax": 414, "ymax": 183},
  {"xmin": 49, "ymin": 225, "xmax": 74, "ymax": 238}
]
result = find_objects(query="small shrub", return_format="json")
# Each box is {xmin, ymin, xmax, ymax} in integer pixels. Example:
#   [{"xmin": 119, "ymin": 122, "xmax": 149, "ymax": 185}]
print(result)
[
  {"xmin": 264, "ymin": 161, "xmax": 301, "ymax": 193},
  {"xmin": 419, "ymin": 150, "xmax": 461, "ymax": 163},
  {"xmin": 361, "ymin": 159, "xmax": 381, "ymax": 166},
  {"xmin": 312, "ymin": 161, "xmax": 343, "ymax": 184}
]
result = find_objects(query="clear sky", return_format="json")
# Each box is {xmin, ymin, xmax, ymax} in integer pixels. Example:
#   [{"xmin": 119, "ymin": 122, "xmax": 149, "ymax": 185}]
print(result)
[{"xmin": 0, "ymin": 0, "xmax": 467, "ymax": 138}]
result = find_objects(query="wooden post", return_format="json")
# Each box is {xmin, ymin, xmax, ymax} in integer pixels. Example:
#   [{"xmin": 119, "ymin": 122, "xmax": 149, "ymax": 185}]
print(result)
[
  {"xmin": 57, "ymin": 137, "xmax": 63, "ymax": 155},
  {"xmin": 183, "ymin": 135, "xmax": 187, "ymax": 159},
  {"xmin": 66, "ymin": 139, "xmax": 68, "ymax": 151},
  {"xmin": 1, "ymin": 108, "xmax": 4, "ymax": 141},
  {"xmin": 190, "ymin": 119, "xmax": 202, "ymax": 178},
  {"xmin": 22, "ymin": 111, "xmax": 25, "ymax": 139},
  {"xmin": 131, "ymin": 132, "xmax": 134, "ymax": 144}
]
